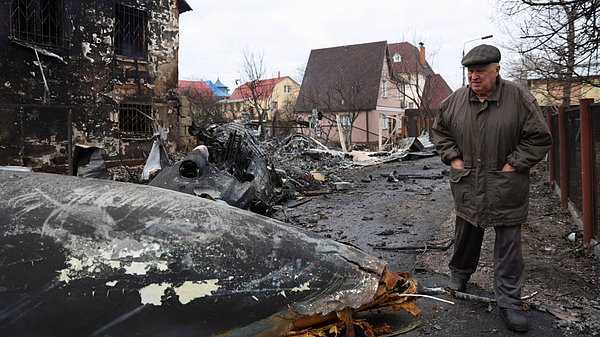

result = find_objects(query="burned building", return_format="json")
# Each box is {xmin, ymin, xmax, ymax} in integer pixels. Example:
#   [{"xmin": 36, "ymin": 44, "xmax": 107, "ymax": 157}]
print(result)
[{"xmin": 0, "ymin": 0, "xmax": 192, "ymax": 172}]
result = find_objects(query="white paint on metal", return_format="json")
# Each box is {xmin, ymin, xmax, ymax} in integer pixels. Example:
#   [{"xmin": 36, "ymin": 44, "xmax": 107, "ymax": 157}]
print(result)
[
  {"xmin": 139, "ymin": 283, "xmax": 171, "ymax": 306},
  {"xmin": 124, "ymin": 262, "xmax": 150, "ymax": 275},
  {"xmin": 174, "ymin": 280, "xmax": 220, "ymax": 305},
  {"xmin": 291, "ymin": 281, "xmax": 311, "ymax": 293}
]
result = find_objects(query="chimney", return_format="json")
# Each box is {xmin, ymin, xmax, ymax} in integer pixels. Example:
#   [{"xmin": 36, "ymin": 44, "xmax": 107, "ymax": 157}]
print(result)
[
  {"xmin": 419, "ymin": 42, "xmax": 425, "ymax": 66},
  {"xmin": 278, "ymin": 71, "xmax": 280, "ymax": 78}
]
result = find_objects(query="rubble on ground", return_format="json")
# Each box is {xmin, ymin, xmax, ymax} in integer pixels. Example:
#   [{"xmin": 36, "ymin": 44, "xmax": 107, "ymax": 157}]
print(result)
[{"xmin": 110, "ymin": 124, "xmax": 438, "ymax": 216}]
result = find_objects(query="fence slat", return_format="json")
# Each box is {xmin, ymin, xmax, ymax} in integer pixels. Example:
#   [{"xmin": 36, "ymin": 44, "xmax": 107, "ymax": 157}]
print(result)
[
  {"xmin": 580, "ymin": 99, "xmax": 594, "ymax": 243},
  {"xmin": 558, "ymin": 106, "xmax": 569, "ymax": 208}
]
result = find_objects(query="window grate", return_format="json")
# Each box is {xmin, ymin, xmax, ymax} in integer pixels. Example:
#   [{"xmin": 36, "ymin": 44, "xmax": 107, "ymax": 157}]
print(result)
[
  {"xmin": 8, "ymin": 0, "xmax": 69, "ymax": 48},
  {"xmin": 118, "ymin": 103, "xmax": 152, "ymax": 135},
  {"xmin": 114, "ymin": 3, "xmax": 148, "ymax": 60}
]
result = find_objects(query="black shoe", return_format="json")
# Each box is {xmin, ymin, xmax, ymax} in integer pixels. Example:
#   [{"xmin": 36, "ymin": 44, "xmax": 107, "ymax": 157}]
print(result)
[
  {"xmin": 499, "ymin": 308, "xmax": 529, "ymax": 332},
  {"xmin": 447, "ymin": 277, "xmax": 466, "ymax": 292}
]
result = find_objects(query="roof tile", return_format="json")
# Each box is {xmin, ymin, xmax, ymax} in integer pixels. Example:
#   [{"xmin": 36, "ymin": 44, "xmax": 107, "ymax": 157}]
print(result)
[{"xmin": 296, "ymin": 41, "xmax": 388, "ymax": 112}]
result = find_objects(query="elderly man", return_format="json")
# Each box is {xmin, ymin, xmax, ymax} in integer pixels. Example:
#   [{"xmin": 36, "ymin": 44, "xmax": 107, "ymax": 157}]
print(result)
[{"xmin": 432, "ymin": 44, "xmax": 552, "ymax": 332}]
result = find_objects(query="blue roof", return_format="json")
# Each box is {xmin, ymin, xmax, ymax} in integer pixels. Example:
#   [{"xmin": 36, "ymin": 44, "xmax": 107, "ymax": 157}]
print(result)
[
  {"xmin": 214, "ymin": 79, "xmax": 226, "ymax": 88},
  {"xmin": 204, "ymin": 79, "xmax": 230, "ymax": 97}
]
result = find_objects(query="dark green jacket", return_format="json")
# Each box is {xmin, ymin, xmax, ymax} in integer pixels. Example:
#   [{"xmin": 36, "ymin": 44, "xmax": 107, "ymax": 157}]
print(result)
[{"xmin": 432, "ymin": 76, "xmax": 552, "ymax": 227}]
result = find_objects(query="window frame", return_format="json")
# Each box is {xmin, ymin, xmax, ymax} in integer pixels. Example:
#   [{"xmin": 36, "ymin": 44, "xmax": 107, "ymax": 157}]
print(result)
[
  {"xmin": 114, "ymin": 3, "xmax": 149, "ymax": 61},
  {"xmin": 118, "ymin": 103, "xmax": 153, "ymax": 138},
  {"xmin": 380, "ymin": 114, "xmax": 388, "ymax": 130},
  {"xmin": 8, "ymin": 0, "xmax": 70, "ymax": 49}
]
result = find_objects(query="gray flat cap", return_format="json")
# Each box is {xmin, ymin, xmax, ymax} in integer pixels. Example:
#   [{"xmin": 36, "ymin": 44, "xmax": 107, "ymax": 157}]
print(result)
[{"xmin": 462, "ymin": 44, "xmax": 501, "ymax": 67}]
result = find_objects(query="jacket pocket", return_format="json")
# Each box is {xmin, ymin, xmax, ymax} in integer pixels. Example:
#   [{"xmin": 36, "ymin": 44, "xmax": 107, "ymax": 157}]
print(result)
[
  {"xmin": 487, "ymin": 170, "xmax": 529, "ymax": 219},
  {"xmin": 449, "ymin": 167, "xmax": 471, "ymax": 206}
]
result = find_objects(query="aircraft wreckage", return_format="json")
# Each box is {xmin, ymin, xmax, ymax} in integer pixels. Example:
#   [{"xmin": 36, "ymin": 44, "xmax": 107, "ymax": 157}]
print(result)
[
  {"xmin": 146, "ymin": 124, "xmax": 283, "ymax": 215},
  {"xmin": 0, "ymin": 170, "xmax": 420, "ymax": 337}
]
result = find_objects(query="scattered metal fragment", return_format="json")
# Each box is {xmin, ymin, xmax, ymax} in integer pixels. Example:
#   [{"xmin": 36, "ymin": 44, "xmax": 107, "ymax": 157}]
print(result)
[
  {"xmin": 371, "ymin": 239, "xmax": 455, "ymax": 252},
  {"xmin": 0, "ymin": 166, "xmax": 32, "ymax": 172},
  {"xmin": 141, "ymin": 134, "xmax": 171, "ymax": 182},
  {"xmin": 11, "ymin": 38, "xmax": 67, "ymax": 63},
  {"xmin": 378, "ymin": 319, "xmax": 422, "ymax": 337},
  {"xmin": 72, "ymin": 144, "xmax": 110, "ymax": 179},
  {"xmin": 0, "ymin": 171, "xmax": 420, "ymax": 337},
  {"xmin": 419, "ymin": 286, "xmax": 539, "ymax": 306},
  {"xmin": 333, "ymin": 182, "xmax": 352, "ymax": 190}
]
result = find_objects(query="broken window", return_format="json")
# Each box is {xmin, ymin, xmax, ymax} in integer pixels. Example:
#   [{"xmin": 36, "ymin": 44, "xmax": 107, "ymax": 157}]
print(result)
[
  {"xmin": 114, "ymin": 3, "xmax": 148, "ymax": 60},
  {"xmin": 118, "ymin": 103, "xmax": 153, "ymax": 136},
  {"xmin": 8, "ymin": 0, "xmax": 69, "ymax": 48}
]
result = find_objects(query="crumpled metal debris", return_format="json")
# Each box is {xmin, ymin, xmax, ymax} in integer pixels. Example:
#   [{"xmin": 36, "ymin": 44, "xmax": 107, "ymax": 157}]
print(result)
[
  {"xmin": 72, "ymin": 144, "xmax": 110, "ymax": 179},
  {"xmin": 149, "ymin": 144, "xmax": 262, "ymax": 210},
  {"xmin": 141, "ymin": 133, "xmax": 172, "ymax": 182},
  {"xmin": 150, "ymin": 123, "xmax": 277, "ymax": 213},
  {"xmin": 0, "ymin": 170, "xmax": 420, "ymax": 337}
]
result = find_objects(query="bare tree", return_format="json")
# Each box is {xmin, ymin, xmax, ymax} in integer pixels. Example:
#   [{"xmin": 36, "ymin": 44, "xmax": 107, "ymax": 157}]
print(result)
[
  {"xmin": 180, "ymin": 84, "xmax": 225, "ymax": 126},
  {"xmin": 497, "ymin": 0, "xmax": 600, "ymax": 106},
  {"xmin": 386, "ymin": 41, "xmax": 448, "ymax": 136},
  {"xmin": 271, "ymin": 90, "xmax": 299, "ymax": 139},
  {"xmin": 294, "ymin": 91, "xmax": 334, "ymax": 144},
  {"xmin": 296, "ymin": 78, "xmax": 368, "ymax": 150},
  {"xmin": 239, "ymin": 48, "xmax": 271, "ymax": 138},
  {"xmin": 333, "ymin": 79, "xmax": 367, "ymax": 150},
  {"xmin": 388, "ymin": 45, "xmax": 425, "ymax": 108},
  {"xmin": 294, "ymin": 63, "xmax": 306, "ymax": 85}
]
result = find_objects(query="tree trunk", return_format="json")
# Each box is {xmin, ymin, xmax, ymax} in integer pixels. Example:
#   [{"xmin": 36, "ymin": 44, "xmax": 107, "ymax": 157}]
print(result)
[{"xmin": 562, "ymin": 4, "xmax": 576, "ymax": 107}]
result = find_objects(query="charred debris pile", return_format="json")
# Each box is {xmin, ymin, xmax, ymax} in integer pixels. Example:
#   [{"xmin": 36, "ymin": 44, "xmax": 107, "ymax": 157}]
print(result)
[{"xmin": 105, "ymin": 123, "xmax": 437, "ymax": 217}]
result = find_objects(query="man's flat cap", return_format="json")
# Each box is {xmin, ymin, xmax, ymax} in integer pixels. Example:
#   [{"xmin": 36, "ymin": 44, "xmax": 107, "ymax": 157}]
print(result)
[{"xmin": 462, "ymin": 44, "xmax": 501, "ymax": 67}]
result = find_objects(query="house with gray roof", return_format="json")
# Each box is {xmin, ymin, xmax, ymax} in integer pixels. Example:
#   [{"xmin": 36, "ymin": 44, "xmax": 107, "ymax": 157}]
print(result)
[{"xmin": 296, "ymin": 40, "xmax": 452, "ymax": 149}]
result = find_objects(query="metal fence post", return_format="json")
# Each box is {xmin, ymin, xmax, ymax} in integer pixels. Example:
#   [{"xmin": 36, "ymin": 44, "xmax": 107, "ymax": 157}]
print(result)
[
  {"xmin": 558, "ymin": 105, "xmax": 569, "ymax": 209},
  {"xmin": 579, "ymin": 99, "xmax": 594, "ymax": 243},
  {"xmin": 546, "ymin": 110, "xmax": 555, "ymax": 184}
]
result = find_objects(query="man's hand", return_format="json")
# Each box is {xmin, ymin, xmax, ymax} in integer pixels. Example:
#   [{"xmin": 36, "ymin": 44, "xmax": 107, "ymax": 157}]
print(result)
[
  {"xmin": 502, "ymin": 163, "xmax": 516, "ymax": 172},
  {"xmin": 450, "ymin": 158, "xmax": 464, "ymax": 170}
]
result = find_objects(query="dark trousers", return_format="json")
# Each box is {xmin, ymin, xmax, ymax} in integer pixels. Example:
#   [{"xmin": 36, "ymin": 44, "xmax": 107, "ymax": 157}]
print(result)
[{"xmin": 449, "ymin": 216, "xmax": 524, "ymax": 310}]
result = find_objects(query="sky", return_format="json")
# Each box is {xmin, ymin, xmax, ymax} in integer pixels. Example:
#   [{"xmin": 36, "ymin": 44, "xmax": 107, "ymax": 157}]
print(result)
[{"xmin": 179, "ymin": 0, "xmax": 516, "ymax": 91}]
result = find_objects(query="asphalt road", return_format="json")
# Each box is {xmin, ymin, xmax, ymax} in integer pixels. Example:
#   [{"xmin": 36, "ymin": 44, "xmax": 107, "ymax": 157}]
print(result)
[{"xmin": 280, "ymin": 155, "xmax": 588, "ymax": 337}]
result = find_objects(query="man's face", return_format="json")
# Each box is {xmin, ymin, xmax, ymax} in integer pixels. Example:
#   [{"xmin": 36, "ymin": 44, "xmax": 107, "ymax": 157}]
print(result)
[{"xmin": 467, "ymin": 63, "xmax": 500, "ymax": 97}]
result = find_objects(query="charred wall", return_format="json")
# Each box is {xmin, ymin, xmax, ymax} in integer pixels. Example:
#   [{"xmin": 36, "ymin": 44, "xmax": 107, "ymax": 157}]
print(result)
[{"xmin": 0, "ymin": 0, "xmax": 183, "ymax": 170}]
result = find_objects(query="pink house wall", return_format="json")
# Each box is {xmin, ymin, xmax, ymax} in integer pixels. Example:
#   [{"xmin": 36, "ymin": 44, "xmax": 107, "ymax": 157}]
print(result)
[{"xmin": 296, "ymin": 57, "xmax": 405, "ymax": 146}]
